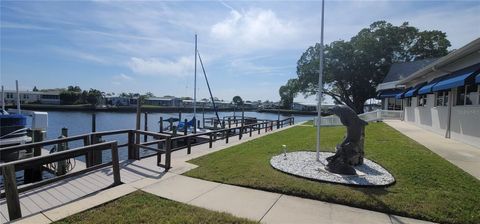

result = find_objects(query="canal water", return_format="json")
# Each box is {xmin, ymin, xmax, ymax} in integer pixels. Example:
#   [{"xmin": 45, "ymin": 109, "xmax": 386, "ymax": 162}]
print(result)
[{"xmin": 37, "ymin": 111, "xmax": 314, "ymax": 160}]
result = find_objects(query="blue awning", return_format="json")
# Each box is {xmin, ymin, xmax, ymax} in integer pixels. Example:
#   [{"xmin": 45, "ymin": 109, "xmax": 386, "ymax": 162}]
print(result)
[
  {"xmin": 404, "ymin": 83, "xmax": 426, "ymax": 97},
  {"xmin": 377, "ymin": 89, "xmax": 404, "ymax": 99},
  {"xmin": 432, "ymin": 71, "xmax": 477, "ymax": 92},
  {"xmin": 395, "ymin": 88, "xmax": 410, "ymax": 99},
  {"xmin": 476, "ymin": 74, "xmax": 480, "ymax": 84},
  {"xmin": 418, "ymin": 76, "xmax": 447, "ymax": 95}
]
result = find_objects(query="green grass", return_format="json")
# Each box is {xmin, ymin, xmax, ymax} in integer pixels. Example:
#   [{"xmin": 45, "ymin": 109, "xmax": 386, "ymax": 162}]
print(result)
[
  {"xmin": 185, "ymin": 122, "xmax": 480, "ymax": 224},
  {"xmin": 55, "ymin": 191, "xmax": 255, "ymax": 224}
]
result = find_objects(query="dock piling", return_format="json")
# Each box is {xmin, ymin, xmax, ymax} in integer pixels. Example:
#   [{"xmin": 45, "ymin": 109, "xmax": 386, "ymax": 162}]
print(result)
[{"xmin": 2, "ymin": 165, "xmax": 22, "ymax": 221}]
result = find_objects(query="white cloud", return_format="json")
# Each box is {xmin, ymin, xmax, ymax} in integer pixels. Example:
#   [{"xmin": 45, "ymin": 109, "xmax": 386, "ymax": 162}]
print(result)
[
  {"xmin": 210, "ymin": 8, "xmax": 300, "ymax": 52},
  {"xmin": 127, "ymin": 56, "xmax": 193, "ymax": 77},
  {"xmin": 116, "ymin": 74, "xmax": 133, "ymax": 81},
  {"xmin": 112, "ymin": 73, "xmax": 134, "ymax": 85},
  {"xmin": 51, "ymin": 47, "xmax": 110, "ymax": 64},
  {"xmin": 0, "ymin": 21, "xmax": 52, "ymax": 30}
]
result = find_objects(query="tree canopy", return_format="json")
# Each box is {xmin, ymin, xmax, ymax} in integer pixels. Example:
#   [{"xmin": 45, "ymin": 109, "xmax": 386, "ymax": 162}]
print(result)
[
  {"xmin": 232, "ymin": 96, "xmax": 244, "ymax": 107},
  {"xmin": 280, "ymin": 21, "xmax": 450, "ymax": 113}
]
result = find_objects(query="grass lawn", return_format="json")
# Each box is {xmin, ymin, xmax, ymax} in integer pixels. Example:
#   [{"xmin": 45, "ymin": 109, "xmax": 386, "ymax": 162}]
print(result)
[
  {"xmin": 185, "ymin": 122, "xmax": 480, "ymax": 224},
  {"xmin": 55, "ymin": 191, "xmax": 255, "ymax": 224}
]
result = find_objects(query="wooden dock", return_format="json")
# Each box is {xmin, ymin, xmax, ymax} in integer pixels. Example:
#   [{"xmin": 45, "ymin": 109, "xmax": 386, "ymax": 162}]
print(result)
[
  {"xmin": 0, "ymin": 156, "xmax": 166, "ymax": 223},
  {"xmin": 0, "ymin": 117, "xmax": 295, "ymax": 222}
]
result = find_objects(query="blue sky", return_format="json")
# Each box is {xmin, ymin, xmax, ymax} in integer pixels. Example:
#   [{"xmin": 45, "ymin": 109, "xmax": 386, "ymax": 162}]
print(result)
[{"xmin": 1, "ymin": 1, "xmax": 479, "ymax": 102}]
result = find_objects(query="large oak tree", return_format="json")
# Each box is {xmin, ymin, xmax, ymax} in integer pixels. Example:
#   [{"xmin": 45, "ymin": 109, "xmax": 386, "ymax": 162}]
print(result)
[{"xmin": 282, "ymin": 21, "xmax": 450, "ymax": 113}]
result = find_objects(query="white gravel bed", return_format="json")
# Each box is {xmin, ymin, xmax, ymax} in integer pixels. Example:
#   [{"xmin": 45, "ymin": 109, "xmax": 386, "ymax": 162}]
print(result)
[{"xmin": 270, "ymin": 151, "xmax": 395, "ymax": 186}]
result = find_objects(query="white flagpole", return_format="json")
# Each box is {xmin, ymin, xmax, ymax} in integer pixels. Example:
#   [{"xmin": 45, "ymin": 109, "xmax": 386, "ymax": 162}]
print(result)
[
  {"xmin": 193, "ymin": 34, "xmax": 197, "ymax": 132},
  {"xmin": 316, "ymin": 0, "xmax": 325, "ymax": 161}
]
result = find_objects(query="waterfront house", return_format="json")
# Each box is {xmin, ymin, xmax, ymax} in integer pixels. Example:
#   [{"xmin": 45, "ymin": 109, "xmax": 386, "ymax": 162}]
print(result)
[
  {"xmin": 377, "ymin": 38, "xmax": 480, "ymax": 147},
  {"xmin": 292, "ymin": 102, "xmax": 317, "ymax": 111},
  {"xmin": 145, "ymin": 97, "xmax": 182, "ymax": 107},
  {"xmin": 105, "ymin": 96, "xmax": 132, "ymax": 106},
  {"xmin": 1, "ymin": 90, "xmax": 60, "ymax": 105}
]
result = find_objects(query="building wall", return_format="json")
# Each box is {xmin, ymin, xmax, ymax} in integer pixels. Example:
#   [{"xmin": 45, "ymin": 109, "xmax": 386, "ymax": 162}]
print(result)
[{"xmin": 403, "ymin": 91, "xmax": 480, "ymax": 147}]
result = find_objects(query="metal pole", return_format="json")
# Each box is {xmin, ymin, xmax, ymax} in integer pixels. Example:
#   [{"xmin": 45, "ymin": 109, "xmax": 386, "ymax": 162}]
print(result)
[
  {"xmin": 15, "ymin": 80, "xmax": 21, "ymax": 113},
  {"xmin": 193, "ymin": 34, "xmax": 198, "ymax": 133},
  {"xmin": 316, "ymin": 0, "xmax": 325, "ymax": 162},
  {"xmin": 1, "ymin": 85, "xmax": 5, "ymax": 111}
]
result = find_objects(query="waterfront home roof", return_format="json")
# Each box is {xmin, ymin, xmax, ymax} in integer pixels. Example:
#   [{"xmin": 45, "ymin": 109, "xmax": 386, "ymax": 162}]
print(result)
[
  {"xmin": 399, "ymin": 38, "xmax": 480, "ymax": 85},
  {"xmin": 146, "ymin": 97, "xmax": 178, "ymax": 101},
  {"xmin": 376, "ymin": 58, "xmax": 437, "ymax": 91},
  {"xmin": 293, "ymin": 102, "xmax": 317, "ymax": 106},
  {"xmin": 382, "ymin": 58, "xmax": 438, "ymax": 83},
  {"xmin": 3, "ymin": 90, "xmax": 60, "ymax": 95}
]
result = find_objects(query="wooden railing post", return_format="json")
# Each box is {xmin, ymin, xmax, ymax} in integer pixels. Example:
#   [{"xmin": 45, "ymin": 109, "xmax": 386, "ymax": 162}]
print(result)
[
  {"xmin": 226, "ymin": 129, "xmax": 229, "ymax": 143},
  {"xmin": 165, "ymin": 137, "xmax": 171, "ymax": 170},
  {"xmin": 24, "ymin": 129, "xmax": 44, "ymax": 183},
  {"xmin": 89, "ymin": 133, "xmax": 102, "ymax": 166},
  {"xmin": 265, "ymin": 122, "xmax": 268, "ymax": 132},
  {"xmin": 209, "ymin": 133, "xmax": 213, "ymax": 148},
  {"xmin": 258, "ymin": 124, "xmax": 261, "ymax": 134},
  {"xmin": 187, "ymin": 136, "xmax": 191, "ymax": 154},
  {"xmin": 144, "ymin": 112, "xmax": 148, "ymax": 142},
  {"xmin": 111, "ymin": 142, "xmax": 121, "ymax": 186},
  {"xmin": 228, "ymin": 117, "xmax": 231, "ymax": 128},
  {"xmin": 277, "ymin": 119, "xmax": 280, "ymax": 129},
  {"xmin": 128, "ymin": 130, "xmax": 135, "ymax": 160},
  {"xmin": 159, "ymin": 117, "xmax": 164, "ymax": 133},
  {"xmin": 184, "ymin": 119, "xmax": 188, "ymax": 136},
  {"xmin": 2, "ymin": 164, "xmax": 22, "ymax": 221},
  {"xmin": 239, "ymin": 127, "xmax": 243, "ymax": 140},
  {"xmin": 249, "ymin": 125, "xmax": 253, "ymax": 137}
]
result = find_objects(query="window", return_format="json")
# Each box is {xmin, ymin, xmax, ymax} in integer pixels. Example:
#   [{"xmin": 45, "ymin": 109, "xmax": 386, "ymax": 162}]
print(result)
[
  {"xmin": 6, "ymin": 93, "xmax": 13, "ymax": 98},
  {"xmin": 456, "ymin": 85, "xmax": 478, "ymax": 106},
  {"xmin": 417, "ymin": 95, "xmax": 427, "ymax": 106},
  {"xmin": 435, "ymin": 91, "xmax": 449, "ymax": 107},
  {"xmin": 23, "ymin": 94, "xmax": 28, "ymax": 99},
  {"xmin": 406, "ymin": 98, "xmax": 412, "ymax": 107}
]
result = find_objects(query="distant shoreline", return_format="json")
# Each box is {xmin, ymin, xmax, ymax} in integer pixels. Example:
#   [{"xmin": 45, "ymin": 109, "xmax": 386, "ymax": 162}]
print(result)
[
  {"xmin": 6, "ymin": 104, "xmax": 321, "ymax": 115},
  {"xmin": 7, "ymin": 104, "xmax": 250, "ymax": 113}
]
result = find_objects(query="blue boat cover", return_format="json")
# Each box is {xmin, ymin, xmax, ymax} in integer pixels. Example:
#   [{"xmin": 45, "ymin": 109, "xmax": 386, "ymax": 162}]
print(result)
[
  {"xmin": 377, "ymin": 89, "xmax": 404, "ymax": 99},
  {"xmin": 476, "ymin": 74, "xmax": 480, "ymax": 84},
  {"xmin": 432, "ymin": 71, "xmax": 476, "ymax": 92}
]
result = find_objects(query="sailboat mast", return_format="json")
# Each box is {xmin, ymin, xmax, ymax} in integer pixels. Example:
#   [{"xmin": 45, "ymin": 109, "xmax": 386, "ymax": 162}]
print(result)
[{"xmin": 193, "ymin": 34, "xmax": 197, "ymax": 127}]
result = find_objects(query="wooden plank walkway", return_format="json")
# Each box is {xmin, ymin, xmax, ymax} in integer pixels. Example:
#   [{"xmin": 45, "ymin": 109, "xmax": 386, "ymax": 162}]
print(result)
[{"xmin": 0, "ymin": 156, "xmax": 166, "ymax": 223}]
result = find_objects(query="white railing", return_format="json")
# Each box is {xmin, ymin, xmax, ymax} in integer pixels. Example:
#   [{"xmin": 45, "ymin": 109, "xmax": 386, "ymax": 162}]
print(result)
[{"xmin": 314, "ymin": 110, "xmax": 403, "ymax": 126}]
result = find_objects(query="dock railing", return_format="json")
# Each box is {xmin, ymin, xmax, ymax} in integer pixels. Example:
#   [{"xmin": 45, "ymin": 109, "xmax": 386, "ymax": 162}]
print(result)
[
  {"xmin": 315, "ymin": 110, "xmax": 403, "ymax": 126},
  {"xmin": 0, "ymin": 141, "xmax": 121, "ymax": 221}
]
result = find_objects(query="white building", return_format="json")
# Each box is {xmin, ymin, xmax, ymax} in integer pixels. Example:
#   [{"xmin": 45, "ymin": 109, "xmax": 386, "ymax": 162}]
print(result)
[
  {"xmin": 1, "ymin": 90, "xmax": 60, "ymax": 105},
  {"xmin": 145, "ymin": 97, "xmax": 181, "ymax": 107},
  {"xmin": 378, "ymin": 38, "xmax": 480, "ymax": 147},
  {"xmin": 292, "ymin": 102, "xmax": 317, "ymax": 111}
]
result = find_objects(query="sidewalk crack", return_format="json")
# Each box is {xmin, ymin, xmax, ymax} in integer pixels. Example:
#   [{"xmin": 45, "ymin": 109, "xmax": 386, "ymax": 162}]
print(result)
[{"xmin": 259, "ymin": 194, "xmax": 283, "ymax": 223}]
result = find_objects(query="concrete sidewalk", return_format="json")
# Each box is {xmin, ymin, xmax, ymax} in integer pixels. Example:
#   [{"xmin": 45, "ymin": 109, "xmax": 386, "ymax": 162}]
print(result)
[
  {"xmin": 141, "ymin": 174, "xmax": 433, "ymax": 224},
  {"xmin": 384, "ymin": 120, "xmax": 480, "ymax": 180}
]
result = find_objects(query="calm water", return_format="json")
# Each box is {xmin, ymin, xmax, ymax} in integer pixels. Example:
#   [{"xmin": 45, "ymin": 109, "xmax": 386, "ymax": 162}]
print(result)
[
  {"xmin": 43, "ymin": 111, "xmax": 313, "ymax": 140},
  {"xmin": 34, "ymin": 111, "xmax": 314, "ymax": 160}
]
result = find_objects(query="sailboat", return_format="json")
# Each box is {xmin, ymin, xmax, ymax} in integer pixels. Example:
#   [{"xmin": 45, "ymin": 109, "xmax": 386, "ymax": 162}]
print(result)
[{"xmin": 178, "ymin": 34, "xmax": 220, "ymax": 134}]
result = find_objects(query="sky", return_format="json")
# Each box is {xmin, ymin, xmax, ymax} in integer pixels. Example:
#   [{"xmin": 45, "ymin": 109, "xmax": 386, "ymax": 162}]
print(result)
[{"xmin": 1, "ymin": 1, "xmax": 479, "ymax": 103}]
